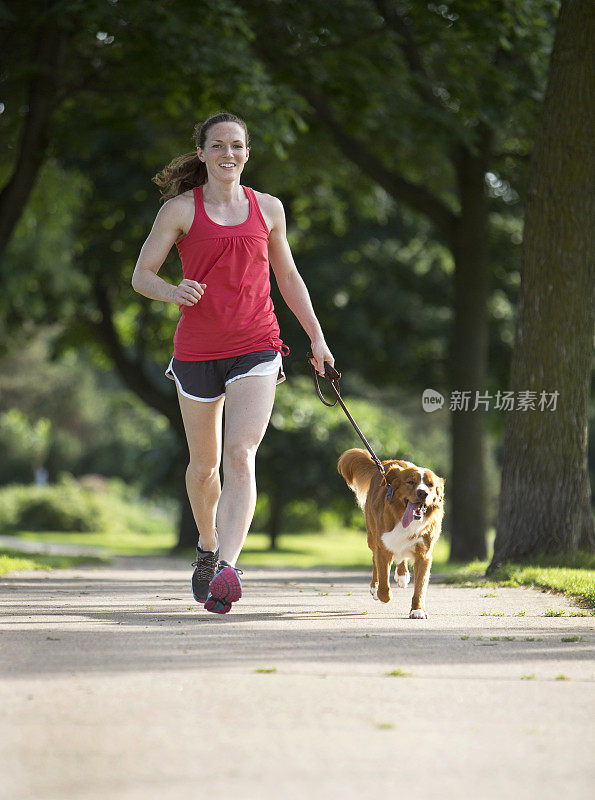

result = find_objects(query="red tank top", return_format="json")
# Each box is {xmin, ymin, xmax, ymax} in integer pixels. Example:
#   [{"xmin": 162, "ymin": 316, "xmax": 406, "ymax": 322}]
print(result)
[{"xmin": 173, "ymin": 185, "xmax": 289, "ymax": 360}]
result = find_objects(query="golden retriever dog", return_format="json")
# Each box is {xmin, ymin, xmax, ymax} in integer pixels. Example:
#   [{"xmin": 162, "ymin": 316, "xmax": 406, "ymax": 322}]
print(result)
[{"xmin": 338, "ymin": 448, "xmax": 445, "ymax": 618}]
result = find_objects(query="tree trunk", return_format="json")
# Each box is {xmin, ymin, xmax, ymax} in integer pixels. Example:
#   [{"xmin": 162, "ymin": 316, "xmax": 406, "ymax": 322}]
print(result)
[
  {"xmin": 267, "ymin": 492, "xmax": 285, "ymax": 551},
  {"xmin": 490, "ymin": 0, "xmax": 594, "ymax": 568},
  {"xmin": 0, "ymin": 24, "xmax": 69, "ymax": 261},
  {"xmin": 448, "ymin": 133, "xmax": 492, "ymax": 560},
  {"xmin": 172, "ymin": 490, "xmax": 199, "ymax": 553}
]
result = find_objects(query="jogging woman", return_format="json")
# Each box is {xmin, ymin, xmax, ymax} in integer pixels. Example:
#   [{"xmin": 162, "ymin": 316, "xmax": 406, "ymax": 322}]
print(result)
[{"xmin": 132, "ymin": 112, "xmax": 334, "ymax": 614}]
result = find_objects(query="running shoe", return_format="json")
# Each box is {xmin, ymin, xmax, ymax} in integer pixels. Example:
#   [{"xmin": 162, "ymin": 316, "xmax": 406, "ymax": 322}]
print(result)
[
  {"xmin": 191, "ymin": 545, "xmax": 219, "ymax": 603},
  {"xmin": 204, "ymin": 560, "xmax": 243, "ymax": 614}
]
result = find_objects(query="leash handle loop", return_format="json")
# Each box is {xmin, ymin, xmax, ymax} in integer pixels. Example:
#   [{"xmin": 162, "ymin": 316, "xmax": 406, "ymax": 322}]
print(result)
[{"xmin": 307, "ymin": 350, "xmax": 341, "ymax": 407}]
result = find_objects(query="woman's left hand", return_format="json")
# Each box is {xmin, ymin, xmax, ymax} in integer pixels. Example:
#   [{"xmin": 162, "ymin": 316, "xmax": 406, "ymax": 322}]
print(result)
[{"xmin": 309, "ymin": 339, "xmax": 335, "ymax": 377}]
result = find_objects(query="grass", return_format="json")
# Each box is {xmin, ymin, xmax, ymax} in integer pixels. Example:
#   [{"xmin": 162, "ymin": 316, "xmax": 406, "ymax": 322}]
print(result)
[
  {"xmin": 9, "ymin": 527, "xmax": 177, "ymax": 556},
  {"xmin": 236, "ymin": 529, "xmax": 450, "ymax": 570},
  {"xmin": 439, "ymin": 553, "xmax": 595, "ymax": 608},
  {"xmin": 0, "ymin": 526, "xmax": 381, "ymax": 575},
  {"xmin": 0, "ymin": 548, "xmax": 108, "ymax": 575}
]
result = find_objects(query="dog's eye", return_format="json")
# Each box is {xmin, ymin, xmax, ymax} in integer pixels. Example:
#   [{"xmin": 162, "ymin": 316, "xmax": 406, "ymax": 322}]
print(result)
[{"xmin": 407, "ymin": 480, "xmax": 415, "ymax": 485}]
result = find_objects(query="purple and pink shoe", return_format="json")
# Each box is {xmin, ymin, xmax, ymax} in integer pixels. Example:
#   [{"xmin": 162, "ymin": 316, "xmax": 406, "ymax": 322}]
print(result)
[{"xmin": 204, "ymin": 560, "xmax": 243, "ymax": 614}]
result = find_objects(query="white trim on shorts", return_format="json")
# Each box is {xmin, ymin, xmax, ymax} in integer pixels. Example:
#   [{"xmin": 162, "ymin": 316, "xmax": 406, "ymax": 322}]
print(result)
[
  {"xmin": 165, "ymin": 351, "xmax": 285, "ymax": 403},
  {"xmin": 225, "ymin": 351, "xmax": 285, "ymax": 388},
  {"xmin": 165, "ymin": 357, "xmax": 225, "ymax": 403}
]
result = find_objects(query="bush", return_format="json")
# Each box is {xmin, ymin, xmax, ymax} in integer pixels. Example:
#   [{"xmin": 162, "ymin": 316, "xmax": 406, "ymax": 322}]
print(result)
[
  {"xmin": 0, "ymin": 476, "xmax": 175, "ymax": 535},
  {"xmin": 0, "ymin": 478, "xmax": 106, "ymax": 532},
  {"xmin": 283, "ymin": 499, "xmax": 325, "ymax": 533},
  {"xmin": 0, "ymin": 409, "xmax": 51, "ymax": 484}
]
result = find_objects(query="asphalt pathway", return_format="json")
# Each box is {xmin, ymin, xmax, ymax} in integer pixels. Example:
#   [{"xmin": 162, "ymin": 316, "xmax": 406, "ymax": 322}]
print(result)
[{"xmin": 1, "ymin": 557, "xmax": 593, "ymax": 800}]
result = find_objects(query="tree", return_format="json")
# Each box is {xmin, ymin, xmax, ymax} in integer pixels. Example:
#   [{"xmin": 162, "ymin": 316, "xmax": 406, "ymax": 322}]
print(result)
[
  {"xmin": 243, "ymin": 0, "xmax": 557, "ymax": 559},
  {"xmin": 490, "ymin": 0, "xmax": 594, "ymax": 567},
  {"xmin": 0, "ymin": 0, "xmax": 267, "ymax": 260},
  {"xmin": 1, "ymin": 0, "xmax": 556, "ymax": 554}
]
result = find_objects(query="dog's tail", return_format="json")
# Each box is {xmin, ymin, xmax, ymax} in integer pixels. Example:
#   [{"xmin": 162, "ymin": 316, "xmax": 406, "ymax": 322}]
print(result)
[{"xmin": 337, "ymin": 448, "xmax": 378, "ymax": 510}]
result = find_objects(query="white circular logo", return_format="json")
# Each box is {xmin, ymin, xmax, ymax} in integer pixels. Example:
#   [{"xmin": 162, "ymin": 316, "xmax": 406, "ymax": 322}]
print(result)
[{"xmin": 422, "ymin": 389, "xmax": 445, "ymax": 413}]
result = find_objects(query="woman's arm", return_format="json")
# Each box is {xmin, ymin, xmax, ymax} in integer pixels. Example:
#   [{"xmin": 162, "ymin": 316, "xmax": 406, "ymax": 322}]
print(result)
[
  {"xmin": 131, "ymin": 197, "xmax": 205, "ymax": 308},
  {"xmin": 265, "ymin": 195, "xmax": 334, "ymax": 376}
]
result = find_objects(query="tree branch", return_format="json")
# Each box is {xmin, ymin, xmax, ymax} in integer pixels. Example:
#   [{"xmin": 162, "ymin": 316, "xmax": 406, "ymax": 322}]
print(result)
[
  {"xmin": 371, "ymin": 0, "xmax": 442, "ymax": 109},
  {"xmin": 248, "ymin": 6, "xmax": 457, "ymax": 240},
  {"xmin": 0, "ymin": 23, "xmax": 70, "ymax": 261},
  {"xmin": 303, "ymin": 88, "xmax": 458, "ymax": 240},
  {"xmin": 90, "ymin": 283, "xmax": 183, "ymax": 436},
  {"xmin": 493, "ymin": 150, "xmax": 532, "ymax": 161}
]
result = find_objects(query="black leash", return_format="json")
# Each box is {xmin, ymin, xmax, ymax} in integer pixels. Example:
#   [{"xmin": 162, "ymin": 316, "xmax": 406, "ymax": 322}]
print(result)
[{"xmin": 307, "ymin": 351, "xmax": 391, "ymax": 496}]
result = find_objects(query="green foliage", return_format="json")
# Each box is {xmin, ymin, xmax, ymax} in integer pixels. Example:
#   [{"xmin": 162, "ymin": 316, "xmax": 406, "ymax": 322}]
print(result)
[
  {"xmin": 0, "ymin": 331, "xmax": 179, "ymax": 496},
  {"xmin": 0, "ymin": 409, "xmax": 51, "ymax": 483},
  {"xmin": 0, "ymin": 0, "xmax": 564, "ymax": 553},
  {"xmin": 0, "ymin": 160, "xmax": 91, "ymax": 346},
  {"xmin": 0, "ymin": 475, "xmax": 175, "ymax": 536},
  {"xmin": 1, "ymin": 0, "xmax": 556, "ymax": 390},
  {"xmin": 0, "ymin": 478, "xmax": 106, "ymax": 532}
]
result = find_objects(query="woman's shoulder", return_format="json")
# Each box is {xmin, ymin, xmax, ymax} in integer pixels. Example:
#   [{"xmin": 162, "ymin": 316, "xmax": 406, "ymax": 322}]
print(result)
[
  {"xmin": 249, "ymin": 189, "xmax": 285, "ymax": 233},
  {"xmin": 156, "ymin": 190, "xmax": 196, "ymax": 235},
  {"xmin": 251, "ymin": 189, "xmax": 284, "ymax": 219},
  {"xmin": 159, "ymin": 190, "xmax": 195, "ymax": 212}
]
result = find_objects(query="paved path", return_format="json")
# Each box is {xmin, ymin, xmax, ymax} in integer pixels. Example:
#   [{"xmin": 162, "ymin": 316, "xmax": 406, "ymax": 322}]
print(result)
[{"xmin": 1, "ymin": 558, "xmax": 593, "ymax": 800}]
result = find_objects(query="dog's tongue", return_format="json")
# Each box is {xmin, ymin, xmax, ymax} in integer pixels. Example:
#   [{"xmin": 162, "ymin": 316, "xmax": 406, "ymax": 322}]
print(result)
[{"xmin": 402, "ymin": 501, "xmax": 423, "ymax": 529}]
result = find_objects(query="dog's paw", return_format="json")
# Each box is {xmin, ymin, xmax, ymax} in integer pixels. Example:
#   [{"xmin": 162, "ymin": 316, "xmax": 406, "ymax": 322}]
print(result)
[
  {"xmin": 409, "ymin": 608, "xmax": 427, "ymax": 619},
  {"xmin": 370, "ymin": 586, "xmax": 379, "ymax": 600},
  {"xmin": 395, "ymin": 570, "xmax": 410, "ymax": 588},
  {"xmin": 377, "ymin": 588, "xmax": 391, "ymax": 604}
]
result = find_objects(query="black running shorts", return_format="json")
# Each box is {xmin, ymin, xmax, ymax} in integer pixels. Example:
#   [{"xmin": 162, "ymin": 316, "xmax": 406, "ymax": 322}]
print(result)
[{"xmin": 165, "ymin": 349, "xmax": 285, "ymax": 402}]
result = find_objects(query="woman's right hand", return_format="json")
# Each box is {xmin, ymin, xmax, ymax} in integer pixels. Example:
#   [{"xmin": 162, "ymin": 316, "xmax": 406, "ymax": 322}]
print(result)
[{"xmin": 172, "ymin": 280, "xmax": 206, "ymax": 307}]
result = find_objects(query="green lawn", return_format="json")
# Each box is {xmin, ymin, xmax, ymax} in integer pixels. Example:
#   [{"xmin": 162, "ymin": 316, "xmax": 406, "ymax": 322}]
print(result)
[
  {"xmin": 10, "ymin": 527, "xmax": 177, "ymax": 556},
  {"xmin": 0, "ymin": 549, "xmax": 108, "ymax": 575},
  {"xmin": 5, "ymin": 526, "xmax": 450, "ymax": 568},
  {"xmin": 237, "ymin": 530, "xmax": 449, "ymax": 569}
]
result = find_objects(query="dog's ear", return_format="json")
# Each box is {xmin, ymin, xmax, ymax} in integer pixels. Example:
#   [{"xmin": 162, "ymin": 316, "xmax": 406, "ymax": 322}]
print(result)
[
  {"xmin": 435, "ymin": 477, "xmax": 445, "ymax": 504},
  {"xmin": 384, "ymin": 465, "xmax": 405, "ymax": 497}
]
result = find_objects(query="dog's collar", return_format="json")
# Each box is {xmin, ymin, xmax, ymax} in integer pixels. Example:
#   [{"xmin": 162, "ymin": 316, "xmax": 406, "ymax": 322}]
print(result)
[{"xmin": 381, "ymin": 472, "xmax": 392, "ymax": 500}]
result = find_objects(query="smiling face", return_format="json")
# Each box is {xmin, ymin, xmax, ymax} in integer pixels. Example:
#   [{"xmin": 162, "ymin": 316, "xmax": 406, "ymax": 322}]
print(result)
[
  {"xmin": 197, "ymin": 121, "xmax": 249, "ymax": 182},
  {"xmin": 397, "ymin": 467, "xmax": 442, "ymax": 507},
  {"xmin": 386, "ymin": 462, "xmax": 445, "ymax": 528}
]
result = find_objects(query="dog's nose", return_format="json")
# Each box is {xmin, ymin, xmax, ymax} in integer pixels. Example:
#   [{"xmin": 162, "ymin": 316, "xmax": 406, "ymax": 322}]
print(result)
[{"xmin": 417, "ymin": 489, "xmax": 428, "ymax": 501}]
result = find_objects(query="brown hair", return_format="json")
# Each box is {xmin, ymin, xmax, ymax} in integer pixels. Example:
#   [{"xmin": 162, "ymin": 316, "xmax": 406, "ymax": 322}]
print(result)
[{"xmin": 152, "ymin": 112, "xmax": 249, "ymax": 202}]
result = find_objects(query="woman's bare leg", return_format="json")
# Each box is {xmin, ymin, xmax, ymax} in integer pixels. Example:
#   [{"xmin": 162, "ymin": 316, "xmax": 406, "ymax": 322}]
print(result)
[
  {"xmin": 216, "ymin": 373, "xmax": 278, "ymax": 565},
  {"xmin": 176, "ymin": 387, "xmax": 225, "ymax": 552}
]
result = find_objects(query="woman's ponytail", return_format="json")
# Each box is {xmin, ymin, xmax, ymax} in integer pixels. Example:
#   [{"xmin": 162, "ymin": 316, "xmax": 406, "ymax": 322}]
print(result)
[{"xmin": 152, "ymin": 152, "xmax": 207, "ymax": 203}]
